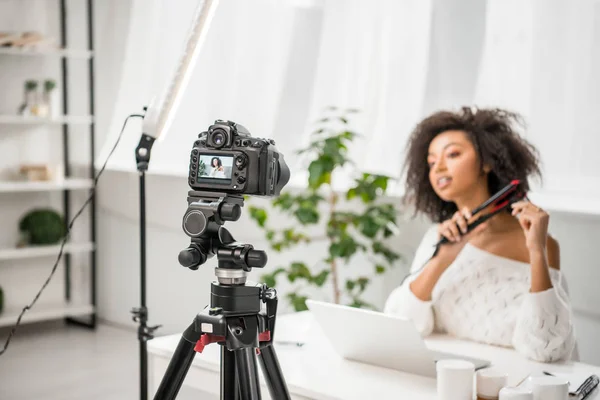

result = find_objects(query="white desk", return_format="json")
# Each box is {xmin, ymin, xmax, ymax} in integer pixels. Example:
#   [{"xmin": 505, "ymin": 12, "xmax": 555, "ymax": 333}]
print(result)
[{"xmin": 148, "ymin": 311, "xmax": 600, "ymax": 400}]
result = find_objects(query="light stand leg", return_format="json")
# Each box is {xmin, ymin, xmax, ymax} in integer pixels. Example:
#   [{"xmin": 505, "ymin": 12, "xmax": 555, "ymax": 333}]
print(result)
[{"xmin": 234, "ymin": 348, "xmax": 262, "ymax": 400}]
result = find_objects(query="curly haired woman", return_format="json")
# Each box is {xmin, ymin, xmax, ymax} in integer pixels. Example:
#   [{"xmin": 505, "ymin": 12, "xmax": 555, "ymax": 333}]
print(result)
[{"xmin": 384, "ymin": 107, "xmax": 576, "ymax": 362}]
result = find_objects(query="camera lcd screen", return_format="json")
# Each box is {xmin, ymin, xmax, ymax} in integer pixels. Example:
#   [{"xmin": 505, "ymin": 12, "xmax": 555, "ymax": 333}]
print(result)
[{"xmin": 198, "ymin": 154, "xmax": 233, "ymax": 182}]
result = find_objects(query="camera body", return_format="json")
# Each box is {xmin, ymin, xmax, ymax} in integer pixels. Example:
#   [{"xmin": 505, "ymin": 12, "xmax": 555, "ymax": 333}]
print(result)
[{"xmin": 188, "ymin": 120, "xmax": 289, "ymax": 197}]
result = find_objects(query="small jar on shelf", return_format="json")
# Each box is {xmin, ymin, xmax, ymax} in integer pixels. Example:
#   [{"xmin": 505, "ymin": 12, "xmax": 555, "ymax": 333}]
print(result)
[
  {"xmin": 17, "ymin": 80, "xmax": 39, "ymax": 116},
  {"xmin": 42, "ymin": 79, "xmax": 59, "ymax": 119}
]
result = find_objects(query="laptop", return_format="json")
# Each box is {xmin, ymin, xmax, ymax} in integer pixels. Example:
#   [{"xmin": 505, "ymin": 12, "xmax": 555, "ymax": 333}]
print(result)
[{"xmin": 305, "ymin": 299, "xmax": 490, "ymax": 378}]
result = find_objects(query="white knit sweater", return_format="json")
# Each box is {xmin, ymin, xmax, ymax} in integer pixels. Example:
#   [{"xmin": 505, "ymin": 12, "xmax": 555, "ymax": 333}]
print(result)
[{"xmin": 384, "ymin": 226, "xmax": 576, "ymax": 363}]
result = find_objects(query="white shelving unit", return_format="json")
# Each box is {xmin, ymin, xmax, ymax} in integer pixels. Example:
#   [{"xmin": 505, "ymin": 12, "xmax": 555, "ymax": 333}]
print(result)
[
  {"xmin": 0, "ymin": 242, "xmax": 94, "ymax": 261},
  {"xmin": 0, "ymin": 2, "xmax": 97, "ymax": 329},
  {"xmin": 0, "ymin": 115, "xmax": 93, "ymax": 125},
  {"xmin": 0, "ymin": 46, "xmax": 92, "ymax": 59},
  {"xmin": 0, "ymin": 303, "xmax": 94, "ymax": 328},
  {"xmin": 0, "ymin": 178, "xmax": 93, "ymax": 193}
]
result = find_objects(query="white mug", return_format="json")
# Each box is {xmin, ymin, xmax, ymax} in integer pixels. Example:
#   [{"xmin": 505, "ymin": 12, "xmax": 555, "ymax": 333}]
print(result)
[
  {"xmin": 529, "ymin": 376, "xmax": 569, "ymax": 400},
  {"xmin": 477, "ymin": 368, "xmax": 509, "ymax": 399},
  {"xmin": 436, "ymin": 359, "xmax": 475, "ymax": 400},
  {"xmin": 499, "ymin": 386, "xmax": 534, "ymax": 400}
]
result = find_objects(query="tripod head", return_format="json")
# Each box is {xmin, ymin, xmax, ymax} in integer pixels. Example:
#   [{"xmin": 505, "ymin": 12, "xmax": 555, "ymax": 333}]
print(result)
[{"xmin": 178, "ymin": 191, "xmax": 267, "ymax": 285}]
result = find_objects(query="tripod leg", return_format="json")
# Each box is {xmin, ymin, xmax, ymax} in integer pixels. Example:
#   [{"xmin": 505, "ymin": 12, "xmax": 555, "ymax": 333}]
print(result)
[
  {"xmin": 221, "ymin": 346, "xmax": 240, "ymax": 400},
  {"xmin": 234, "ymin": 348, "xmax": 262, "ymax": 400},
  {"xmin": 257, "ymin": 345, "xmax": 291, "ymax": 400},
  {"xmin": 153, "ymin": 323, "xmax": 199, "ymax": 400}
]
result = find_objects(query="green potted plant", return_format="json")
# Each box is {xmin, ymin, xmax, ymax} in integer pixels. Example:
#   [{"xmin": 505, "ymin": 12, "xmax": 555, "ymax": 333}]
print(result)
[
  {"xmin": 248, "ymin": 107, "xmax": 401, "ymax": 311},
  {"xmin": 43, "ymin": 79, "xmax": 59, "ymax": 119},
  {"xmin": 18, "ymin": 209, "xmax": 66, "ymax": 247},
  {"xmin": 18, "ymin": 80, "xmax": 39, "ymax": 116},
  {"xmin": 198, "ymin": 159, "xmax": 207, "ymax": 177}
]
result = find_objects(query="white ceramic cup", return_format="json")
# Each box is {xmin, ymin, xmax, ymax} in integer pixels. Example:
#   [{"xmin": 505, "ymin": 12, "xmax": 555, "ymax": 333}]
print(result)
[
  {"xmin": 529, "ymin": 376, "xmax": 569, "ymax": 400},
  {"xmin": 477, "ymin": 368, "xmax": 509, "ymax": 399},
  {"xmin": 499, "ymin": 386, "xmax": 534, "ymax": 400},
  {"xmin": 436, "ymin": 359, "xmax": 475, "ymax": 400}
]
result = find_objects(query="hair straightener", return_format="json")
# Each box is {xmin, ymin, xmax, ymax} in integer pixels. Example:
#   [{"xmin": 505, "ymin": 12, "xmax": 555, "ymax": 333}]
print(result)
[
  {"xmin": 400, "ymin": 180, "xmax": 527, "ymax": 282},
  {"xmin": 435, "ymin": 179, "xmax": 525, "ymax": 248}
]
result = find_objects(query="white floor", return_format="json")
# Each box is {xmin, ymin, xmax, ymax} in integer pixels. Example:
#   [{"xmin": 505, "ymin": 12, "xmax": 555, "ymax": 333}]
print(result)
[
  {"xmin": 0, "ymin": 321, "xmax": 202, "ymax": 400},
  {"xmin": 0, "ymin": 321, "xmax": 137, "ymax": 399}
]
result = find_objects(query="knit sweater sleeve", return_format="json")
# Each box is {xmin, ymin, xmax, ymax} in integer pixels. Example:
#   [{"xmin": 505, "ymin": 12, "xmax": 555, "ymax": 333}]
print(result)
[
  {"xmin": 512, "ymin": 270, "xmax": 576, "ymax": 362},
  {"xmin": 384, "ymin": 225, "xmax": 439, "ymax": 336}
]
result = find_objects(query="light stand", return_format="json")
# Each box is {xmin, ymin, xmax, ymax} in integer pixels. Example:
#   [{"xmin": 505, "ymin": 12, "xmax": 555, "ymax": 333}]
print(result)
[
  {"xmin": 130, "ymin": 1, "xmax": 220, "ymax": 399},
  {"xmin": 132, "ymin": 132, "xmax": 160, "ymax": 400}
]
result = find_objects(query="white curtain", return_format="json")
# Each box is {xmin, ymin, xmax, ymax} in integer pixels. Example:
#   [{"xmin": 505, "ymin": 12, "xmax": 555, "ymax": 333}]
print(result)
[
  {"xmin": 291, "ymin": 0, "xmax": 433, "ymax": 190},
  {"xmin": 527, "ymin": 0, "xmax": 600, "ymax": 196},
  {"xmin": 98, "ymin": 0, "xmax": 297, "ymax": 175},
  {"xmin": 472, "ymin": 0, "xmax": 600, "ymax": 197},
  {"xmin": 98, "ymin": 0, "xmax": 600, "ymax": 200}
]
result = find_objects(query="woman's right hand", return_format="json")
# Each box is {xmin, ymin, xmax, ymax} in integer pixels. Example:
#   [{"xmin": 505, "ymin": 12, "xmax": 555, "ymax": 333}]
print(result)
[{"xmin": 432, "ymin": 207, "xmax": 488, "ymax": 270}]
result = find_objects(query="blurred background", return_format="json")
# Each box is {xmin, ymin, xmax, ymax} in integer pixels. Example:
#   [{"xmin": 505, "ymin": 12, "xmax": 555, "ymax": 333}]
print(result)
[{"xmin": 0, "ymin": 0, "xmax": 598, "ymax": 397}]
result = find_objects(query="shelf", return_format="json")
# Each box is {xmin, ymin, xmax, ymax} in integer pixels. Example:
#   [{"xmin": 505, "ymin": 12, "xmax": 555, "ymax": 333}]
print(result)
[
  {"xmin": 0, "ymin": 178, "xmax": 93, "ymax": 193},
  {"xmin": 0, "ymin": 303, "xmax": 94, "ymax": 328},
  {"xmin": 0, "ymin": 242, "xmax": 94, "ymax": 261},
  {"xmin": 0, "ymin": 46, "xmax": 92, "ymax": 59},
  {"xmin": 0, "ymin": 115, "xmax": 93, "ymax": 125}
]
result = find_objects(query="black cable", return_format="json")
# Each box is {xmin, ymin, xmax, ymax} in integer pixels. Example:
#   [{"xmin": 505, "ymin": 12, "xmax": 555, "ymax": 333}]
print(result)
[{"xmin": 0, "ymin": 113, "xmax": 144, "ymax": 356}]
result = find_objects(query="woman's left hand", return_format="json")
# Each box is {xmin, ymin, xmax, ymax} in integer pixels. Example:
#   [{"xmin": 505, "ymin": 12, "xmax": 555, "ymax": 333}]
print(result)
[{"xmin": 511, "ymin": 200, "xmax": 549, "ymax": 253}]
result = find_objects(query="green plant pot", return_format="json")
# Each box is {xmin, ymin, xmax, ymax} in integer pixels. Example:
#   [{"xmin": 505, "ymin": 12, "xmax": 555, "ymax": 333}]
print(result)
[{"xmin": 19, "ymin": 209, "xmax": 66, "ymax": 245}]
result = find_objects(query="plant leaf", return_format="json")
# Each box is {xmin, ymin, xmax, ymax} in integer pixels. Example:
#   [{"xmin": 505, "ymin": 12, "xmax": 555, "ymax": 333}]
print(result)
[
  {"xmin": 248, "ymin": 206, "xmax": 268, "ymax": 227},
  {"xmin": 266, "ymin": 230, "xmax": 275, "ymax": 241},
  {"xmin": 308, "ymin": 159, "xmax": 324, "ymax": 189},
  {"xmin": 288, "ymin": 262, "xmax": 312, "ymax": 283},
  {"xmin": 356, "ymin": 277, "xmax": 369, "ymax": 293},
  {"xmin": 346, "ymin": 280, "xmax": 356, "ymax": 291},
  {"xmin": 311, "ymin": 269, "xmax": 330, "ymax": 287},
  {"xmin": 288, "ymin": 293, "xmax": 309, "ymax": 311},
  {"xmin": 346, "ymin": 188, "xmax": 357, "ymax": 200},
  {"xmin": 261, "ymin": 267, "xmax": 285, "ymax": 288},
  {"xmin": 294, "ymin": 207, "xmax": 319, "ymax": 225}
]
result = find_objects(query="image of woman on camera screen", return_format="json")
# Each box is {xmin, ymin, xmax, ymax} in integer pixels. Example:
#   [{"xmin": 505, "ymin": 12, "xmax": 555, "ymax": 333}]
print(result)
[
  {"xmin": 209, "ymin": 157, "xmax": 226, "ymax": 178},
  {"xmin": 384, "ymin": 107, "xmax": 576, "ymax": 363}
]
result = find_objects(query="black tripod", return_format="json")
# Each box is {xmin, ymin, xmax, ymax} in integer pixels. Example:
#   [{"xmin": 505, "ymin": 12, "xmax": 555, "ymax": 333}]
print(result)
[{"xmin": 152, "ymin": 191, "xmax": 291, "ymax": 400}]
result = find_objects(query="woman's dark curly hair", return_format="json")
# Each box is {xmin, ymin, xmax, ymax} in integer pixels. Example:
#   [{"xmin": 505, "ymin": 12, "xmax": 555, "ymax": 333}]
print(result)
[
  {"xmin": 404, "ymin": 107, "xmax": 542, "ymax": 223},
  {"xmin": 211, "ymin": 157, "xmax": 222, "ymax": 167}
]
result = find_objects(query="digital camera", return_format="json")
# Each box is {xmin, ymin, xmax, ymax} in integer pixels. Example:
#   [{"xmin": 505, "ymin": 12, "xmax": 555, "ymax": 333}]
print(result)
[{"xmin": 188, "ymin": 120, "xmax": 290, "ymax": 196}]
